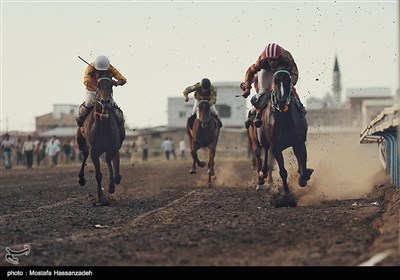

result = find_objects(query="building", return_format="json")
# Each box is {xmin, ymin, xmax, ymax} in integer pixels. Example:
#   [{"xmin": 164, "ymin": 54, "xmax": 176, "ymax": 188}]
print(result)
[
  {"xmin": 346, "ymin": 87, "xmax": 393, "ymax": 127},
  {"xmin": 332, "ymin": 55, "xmax": 342, "ymax": 106},
  {"xmin": 167, "ymin": 82, "xmax": 247, "ymax": 128},
  {"xmin": 36, "ymin": 104, "xmax": 78, "ymax": 134}
]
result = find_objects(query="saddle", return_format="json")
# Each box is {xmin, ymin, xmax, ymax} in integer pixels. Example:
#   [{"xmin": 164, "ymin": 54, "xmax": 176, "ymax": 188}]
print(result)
[{"xmin": 253, "ymin": 92, "xmax": 271, "ymax": 114}]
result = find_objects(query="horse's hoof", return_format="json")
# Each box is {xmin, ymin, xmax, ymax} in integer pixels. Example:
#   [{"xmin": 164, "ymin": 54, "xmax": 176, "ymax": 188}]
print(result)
[
  {"xmin": 114, "ymin": 175, "xmax": 122, "ymax": 185},
  {"xmin": 100, "ymin": 197, "xmax": 109, "ymax": 206},
  {"xmin": 298, "ymin": 177, "xmax": 307, "ymax": 187},
  {"xmin": 78, "ymin": 177, "xmax": 86, "ymax": 186},
  {"xmin": 199, "ymin": 161, "xmax": 207, "ymax": 168},
  {"xmin": 207, "ymin": 169, "xmax": 215, "ymax": 176},
  {"xmin": 256, "ymin": 185, "xmax": 264, "ymax": 191},
  {"xmin": 308, "ymin": 168, "xmax": 314, "ymax": 176},
  {"xmin": 273, "ymin": 192, "xmax": 297, "ymax": 208},
  {"xmin": 208, "ymin": 182, "xmax": 212, "ymax": 188},
  {"xmin": 108, "ymin": 184, "xmax": 115, "ymax": 194},
  {"xmin": 257, "ymin": 178, "xmax": 265, "ymax": 186},
  {"xmin": 189, "ymin": 169, "xmax": 197, "ymax": 174}
]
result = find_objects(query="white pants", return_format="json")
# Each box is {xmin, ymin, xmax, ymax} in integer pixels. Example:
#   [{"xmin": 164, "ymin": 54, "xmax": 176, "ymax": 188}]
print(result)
[
  {"xmin": 249, "ymin": 69, "xmax": 273, "ymax": 115},
  {"xmin": 84, "ymin": 90, "xmax": 117, "ymax": 107},
  {"xmin": 192, "ymin": 100, "xmax": 218, "ymax": 116},
  {"xmin": 84, "ymin": 90, "xmax": 96, "ymax": 107}
]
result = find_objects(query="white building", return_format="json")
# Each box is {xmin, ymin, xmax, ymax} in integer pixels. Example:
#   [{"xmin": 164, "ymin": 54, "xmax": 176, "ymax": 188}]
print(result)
[{"xmin": 167, "ymin": 82, "xmax": 247, "ymax": 128}]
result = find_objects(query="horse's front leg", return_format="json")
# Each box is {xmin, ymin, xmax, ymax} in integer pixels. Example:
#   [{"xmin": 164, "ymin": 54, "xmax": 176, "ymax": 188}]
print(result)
[
  {"xmin": 190, "ymin": 147, "xmax": 200, "ymax": 174},
  {"xmin": 293, "ymin": 143, "xmax": 314, "ymax": 187},
  {"xmin": 77, "ymin": 130, "xmax": 88, "ymax": 186},
  {"xmin": 190, "ymin": 143, "xmax": 206, "ymax": 174},
  {"xmin": 207, "ymin": 145, "xmax": 216, "ymax": 176},
  {"xmin": 112, "ymin": 153, "xmax": 122, "ymax": 185},
  {"xmin": 91, "ymin": 153, "xmax": 107, "ymax": 206},
  {"xmin": 106, "ymin": 153, "xmax": 115, "ymax": 194},
  {"xmin": 78, "ymin": 148, "xmax": 89, "ymax": 186},
  {"xmin": 271, "ymin": 147, "xmax": 289, "ymax": 194}
]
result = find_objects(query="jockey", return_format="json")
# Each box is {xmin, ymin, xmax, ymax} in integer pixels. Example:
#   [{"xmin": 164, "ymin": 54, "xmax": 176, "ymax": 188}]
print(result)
[
  {"xmin": 76, "ymin": 55, "xmax": 127, "ymax": 127},
  {"xmin": 241, "ymin": 43, "xmax": 306, "ymax": 128},
  {"xmin": 183, "ymin": 78, "xmax": 223, "ymax": 128}
]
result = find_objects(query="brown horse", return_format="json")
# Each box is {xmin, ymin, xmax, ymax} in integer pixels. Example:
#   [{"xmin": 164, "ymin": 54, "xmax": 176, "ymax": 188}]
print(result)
[
  {"xmin": 261, "ymin": 70, "xmax": 313, "ymax": 206},
  {"xmin": 76, "ymin": 76, "xmax": 125, "ymax": 206},
  {"xmin": 247, "ymin": 115, "xmax": 275, "ymax": 191},
  {"xmin": 186, "ymin": 99, "xmax": 220, "ymax": 187}
]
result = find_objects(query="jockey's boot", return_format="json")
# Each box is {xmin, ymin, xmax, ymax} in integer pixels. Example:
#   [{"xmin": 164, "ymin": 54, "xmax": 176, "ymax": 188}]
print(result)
[
  {"xmin": 254, "ymin": 111, "xmax": 262, "ymax": 128},
  {"xmin": 244, "ymin": 111, "xmax": 256, "ymax": 129},
  {"xmin": 76, "ymin": 103, "xmax": 93, "ymax": 127},
  {"xmin": 215, "ymin": 114, "xmax": 223, "ymax": 128}
]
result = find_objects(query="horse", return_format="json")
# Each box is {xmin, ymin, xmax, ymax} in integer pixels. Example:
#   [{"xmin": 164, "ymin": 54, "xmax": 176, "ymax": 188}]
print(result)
[
  {"xmin": 261, "ymin": 69, "xmax": 313, "ymax": 206},
  {"xmin": 186, "ymin": 98, "xmax": 221, "ymax": 187},
  {"xmin": 76, "ymin": 76, "xmax": 125, "ymax": 206},
  {"xmin": 247, "ymin": 115, "xmax": 275, "ymax": 191}
]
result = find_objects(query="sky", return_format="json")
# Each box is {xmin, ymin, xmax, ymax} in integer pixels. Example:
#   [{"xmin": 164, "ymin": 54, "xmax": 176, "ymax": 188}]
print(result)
[{"xmin": 1, "ymin": 0, "xmax": 399, "ymax": 132}]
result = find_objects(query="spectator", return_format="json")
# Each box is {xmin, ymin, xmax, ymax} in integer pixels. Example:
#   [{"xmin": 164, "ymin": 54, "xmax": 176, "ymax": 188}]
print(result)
[
  {"xmin": 141, "ymin": 138, "xmax": 149, "ymax": 162},
  {"xmin": 46, "ymin": 136, "xmax": 60, "ymax": 167},
  {"xmin": 62, "ymin": 139, "xmax": 72, "ymax": 164},
  {"xmin": 170, "ymin": 137, "xmax": 176, "ymax": 160},
  {"xmin": 22, "ymin": 135, "xmax": 35, "ymax": 169},
  {"xmin": 161, "ymin": 137, "xmax": 173, "ymax": 160},
  {"xmin": 15, "ymin": 138, "xmax": 24, "ymax": 166},
  {"xmin": 1, "ymin": 133, "xmax": 14, "ymax": 169},
  {"xmin": 179, "ymin": 137, "xmax": 187, "ymax": 160}
]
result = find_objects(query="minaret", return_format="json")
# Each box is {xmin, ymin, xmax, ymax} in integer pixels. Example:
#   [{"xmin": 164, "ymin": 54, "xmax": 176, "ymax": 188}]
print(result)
[{"xmin": 332, "ymin": 54, "xmax": 342, "ymax": 107}]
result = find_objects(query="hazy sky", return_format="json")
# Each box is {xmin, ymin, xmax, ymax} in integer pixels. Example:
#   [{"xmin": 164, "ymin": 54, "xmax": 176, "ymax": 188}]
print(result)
[{"xmin": 1, "ymin": 0, "xmax": 398, "ymax": 132}]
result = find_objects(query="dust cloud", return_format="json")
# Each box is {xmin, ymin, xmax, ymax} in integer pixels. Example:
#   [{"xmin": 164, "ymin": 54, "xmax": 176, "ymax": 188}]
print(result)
[{"xmin": 294, "ymin": 132, "xmax": 389, "ymax": 205}]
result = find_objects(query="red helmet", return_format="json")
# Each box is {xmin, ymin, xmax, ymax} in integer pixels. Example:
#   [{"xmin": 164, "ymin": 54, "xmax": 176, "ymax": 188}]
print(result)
[{"xmin": 265, "ymin": 43, "xmax": 282, "ymax": 59}]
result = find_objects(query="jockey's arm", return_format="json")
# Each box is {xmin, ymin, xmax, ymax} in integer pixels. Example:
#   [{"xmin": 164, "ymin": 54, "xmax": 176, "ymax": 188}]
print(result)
[
  {"xmin": 83, "ymin": 64, "xmax": 97, "ymax": 91},
  {"xmin": 183, "ymin": 82, "xmax": 201, "ymax": 101},
  {"xmin": 109, "ymin": 65, "xmax": 127, "ymax": 87},
  {"xmin": 281, "ymin": 49, "xmax": 299, "ymax": 85},
  {"xmin": 241, "ymin": 53, "xmax": 264, "ymax": 98},
  {"xmin": 210, "ymin": 87, "xmax": 217, "ymax": 105}
]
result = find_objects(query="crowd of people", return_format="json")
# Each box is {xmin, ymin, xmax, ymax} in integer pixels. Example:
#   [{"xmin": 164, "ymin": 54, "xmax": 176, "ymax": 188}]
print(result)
[
  {"xmin": 1, "ymin": 134, "xmax": 81, "ymax": 170},
  {"xmin": 1, "ymin": 133, "xmax": 192, "ymax": 170}
]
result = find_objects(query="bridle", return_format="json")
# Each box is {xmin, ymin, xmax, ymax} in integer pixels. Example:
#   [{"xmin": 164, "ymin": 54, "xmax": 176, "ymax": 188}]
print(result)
[
  {"xmin": 271, "ymin": 70, "xmax": 293, "ymax": 113},
  {"xmin": 197, "ymin": 99, "xmax": 211, "ymax": 128},
  {"xmin": 94, "ymin": 76, "xmax": 113, "ymax": 120}
]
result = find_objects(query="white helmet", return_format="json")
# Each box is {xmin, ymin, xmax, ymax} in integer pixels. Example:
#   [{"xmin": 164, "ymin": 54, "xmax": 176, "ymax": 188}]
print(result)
[{"xmin": 94, "ymin": 55, "xmax": 110, "ymax": 71}]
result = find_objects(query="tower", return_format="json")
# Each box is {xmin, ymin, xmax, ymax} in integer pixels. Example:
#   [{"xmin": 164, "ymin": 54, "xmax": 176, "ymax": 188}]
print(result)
[{"xmin": 332, "ymin": 54, "xmax": 342, "ymax": 107}]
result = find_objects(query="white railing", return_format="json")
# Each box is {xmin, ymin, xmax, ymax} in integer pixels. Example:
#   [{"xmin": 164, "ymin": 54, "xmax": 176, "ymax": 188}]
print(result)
[{"xmin": 360, "ymin": 104, "xmax": 399, "ymax": 186}]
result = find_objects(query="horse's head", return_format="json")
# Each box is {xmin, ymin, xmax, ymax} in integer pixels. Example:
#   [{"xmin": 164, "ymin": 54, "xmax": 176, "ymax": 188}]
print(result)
[
  {"xmin": 197, "ymin": 99, "xmax": 211, "ymax": 128},
  {"xmin": 271, "ymin": 70, "xmax": 293, "ymax": 113},
  {"xmin": 94, "ymin": 76, "xmax": 114, "ymax": 120}
]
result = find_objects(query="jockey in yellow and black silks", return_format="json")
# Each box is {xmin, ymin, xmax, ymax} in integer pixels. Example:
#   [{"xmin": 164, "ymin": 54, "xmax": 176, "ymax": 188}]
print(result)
[
  {"xmin": 76, "ymin": 55, "xmax": 127, "ymax": 127},
  {"xmin": 183, "ymin": 78, "xmax": 222, "ymax": 128}
]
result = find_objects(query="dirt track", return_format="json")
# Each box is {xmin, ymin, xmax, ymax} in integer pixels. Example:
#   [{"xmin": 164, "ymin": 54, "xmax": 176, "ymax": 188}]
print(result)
[{"xmin": 1, "ymin": 132, "xmax": 399, "ymax": 266}]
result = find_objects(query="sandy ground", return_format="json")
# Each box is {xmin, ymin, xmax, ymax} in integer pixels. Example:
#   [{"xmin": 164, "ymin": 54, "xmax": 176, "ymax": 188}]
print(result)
[{"xmin": 0, "ymin": 132, "xmax": 399, "ymax": 266}]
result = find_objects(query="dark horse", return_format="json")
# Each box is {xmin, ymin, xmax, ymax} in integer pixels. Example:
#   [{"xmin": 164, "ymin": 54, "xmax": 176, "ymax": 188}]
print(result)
[
  {"xmin": 186, "ymin": 98, "xmax": 221, "ymax": 187},
  {"xmin": 76, "ymin": 76, "xmax": 125, "ymax": 206},
  {"xmin": 262, "ymin": 70, "xmax": 313, "ymax": 205}
]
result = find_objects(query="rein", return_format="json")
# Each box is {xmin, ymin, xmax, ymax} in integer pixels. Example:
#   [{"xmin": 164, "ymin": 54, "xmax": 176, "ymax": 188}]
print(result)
[{"xmin": 271, "ymin": 70, "xmax": 293, "ymax": 113}]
